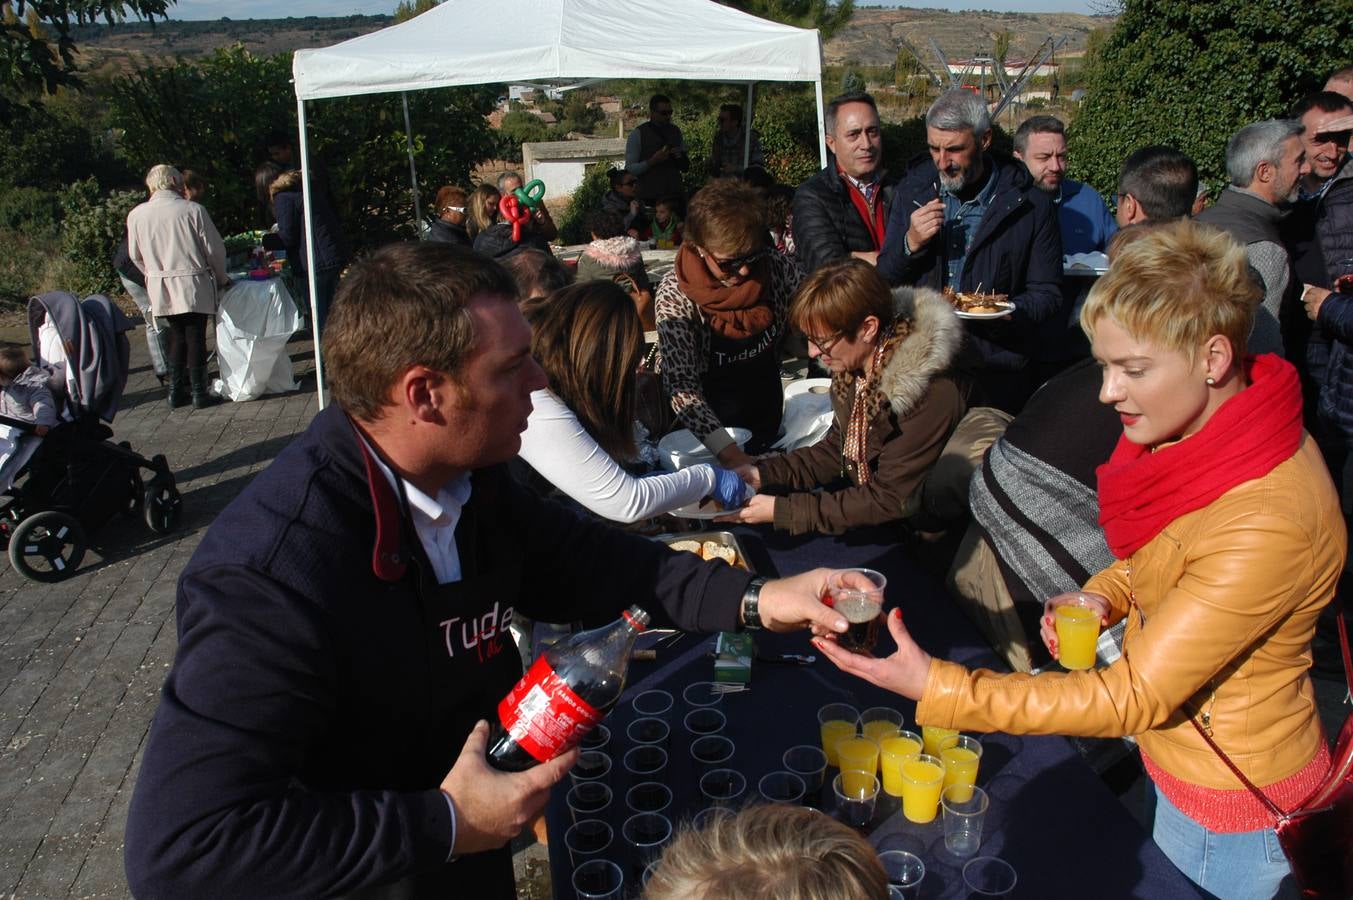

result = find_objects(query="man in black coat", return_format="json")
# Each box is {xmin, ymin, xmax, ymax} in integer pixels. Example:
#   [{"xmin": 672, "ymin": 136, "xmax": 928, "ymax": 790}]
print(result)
[
  {"xmin": 123, "ymin": 242, "xmax": 849, "ymax": 900},
  {"xmin": 877, "ymin": 89, "xmax": 1062, "ymax": 412},
  {"xmin": 792, "ymin": 92, "xmax": 896, "ymax": 275}
]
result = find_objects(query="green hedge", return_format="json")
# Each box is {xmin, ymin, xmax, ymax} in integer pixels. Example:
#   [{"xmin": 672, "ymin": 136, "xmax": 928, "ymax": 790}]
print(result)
[{"xmin": 59, "ymin": 179, "xmax": 142, "ymax": 297}]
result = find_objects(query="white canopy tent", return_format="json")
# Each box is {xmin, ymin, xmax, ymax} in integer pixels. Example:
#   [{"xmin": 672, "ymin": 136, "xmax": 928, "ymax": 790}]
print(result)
[{"xmin": 291, "ymin": 0, "xmax": 825, "ymax": 405}]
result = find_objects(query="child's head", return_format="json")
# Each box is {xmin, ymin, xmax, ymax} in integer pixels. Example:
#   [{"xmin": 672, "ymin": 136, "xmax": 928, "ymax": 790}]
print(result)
[
  {"xmin": 655, "ymin": 199, "xmax": 676, "ymax": 226},
  {"xmin": 0, "ymin": 347, "xmax": 29, "ymax": 386}
]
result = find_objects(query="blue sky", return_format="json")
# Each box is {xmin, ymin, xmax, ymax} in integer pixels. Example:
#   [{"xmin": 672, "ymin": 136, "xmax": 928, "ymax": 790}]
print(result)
[{"xmin": 166, "ymin": 0, "xmax": 1098, "ymax": 21}]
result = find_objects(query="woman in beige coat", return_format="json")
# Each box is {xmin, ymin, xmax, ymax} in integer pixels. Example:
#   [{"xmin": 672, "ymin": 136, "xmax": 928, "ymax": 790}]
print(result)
[{"xmin": 126, "ymin": 164, "xmax": 228, "ymax": 409}]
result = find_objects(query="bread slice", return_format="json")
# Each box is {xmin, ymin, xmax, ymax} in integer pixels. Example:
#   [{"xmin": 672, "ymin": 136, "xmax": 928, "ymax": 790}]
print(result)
[
  {"xmin": 702, "ymin": 542, "xmax": 738, "ymax": 565},
  {"xmin": 668, "ymin": 540, "xmax": 702, "ymax": 556}
]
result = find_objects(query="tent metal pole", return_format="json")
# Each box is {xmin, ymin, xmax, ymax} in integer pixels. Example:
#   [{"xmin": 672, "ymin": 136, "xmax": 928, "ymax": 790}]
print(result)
[
  {"xmin": 296, "ymin": 96, "xmax": 325, "ymax": 409},
  {"xmin": 401, "ymin": 92, "xmax": 422, "ymax": 236},
  {"xmin": 814, "ymin": 77, "xmax": 827, "ymax": 168},
  {"xmin": 743, "ymin": 82, "xmax": 755, "ymax": 170}
]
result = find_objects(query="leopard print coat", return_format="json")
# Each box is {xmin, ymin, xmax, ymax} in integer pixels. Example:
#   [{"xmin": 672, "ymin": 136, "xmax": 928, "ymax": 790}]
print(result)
[{"xmin": 654, "ymin": 250, "xmax": 802, "ymax": 449}]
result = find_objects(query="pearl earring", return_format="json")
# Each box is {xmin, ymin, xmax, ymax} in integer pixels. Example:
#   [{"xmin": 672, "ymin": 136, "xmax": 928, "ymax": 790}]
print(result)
[{"xmin": 1205, "ymin": 376, "xmax": 1216, "ymax": 386}]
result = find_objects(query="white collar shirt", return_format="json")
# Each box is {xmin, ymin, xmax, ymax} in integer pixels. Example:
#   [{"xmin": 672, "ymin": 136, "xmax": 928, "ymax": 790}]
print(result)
[{"xmin": 361, "ymin": 436, "xmax": 473, "ymax": 585}]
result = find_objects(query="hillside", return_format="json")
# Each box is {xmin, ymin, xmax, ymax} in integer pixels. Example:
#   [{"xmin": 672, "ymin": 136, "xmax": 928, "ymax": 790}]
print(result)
[
  {"xmin": 829, "ymin": 7, "xmax": 1112, "ymax": 68},
  {"xmin": 67, "ymin": 8, "xmax": 1110, "ymax": 71}
]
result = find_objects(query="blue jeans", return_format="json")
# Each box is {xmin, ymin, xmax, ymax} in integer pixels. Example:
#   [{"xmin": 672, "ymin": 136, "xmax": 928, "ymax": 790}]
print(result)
[{"xmin": 1149, "ymin": 783, "xmax": 1298, "ymax": 899}]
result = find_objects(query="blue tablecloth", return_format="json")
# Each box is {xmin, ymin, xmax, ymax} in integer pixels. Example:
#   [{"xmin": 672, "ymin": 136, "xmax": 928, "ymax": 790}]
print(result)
[{"xmin": 546, "ymin": 524, "xmax": 1202, "ymax": 898}]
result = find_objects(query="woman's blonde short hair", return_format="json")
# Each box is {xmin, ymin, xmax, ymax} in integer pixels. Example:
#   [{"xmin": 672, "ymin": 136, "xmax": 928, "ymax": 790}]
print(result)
[
  {"xmin": 1080, "ymin": 218, "xmax": 1258, "ymax": 362},
  {"xmin": 642, "ymin": 805, "xmax": 888, "ymax": 900},
  {"xmin": 145, "ymin": 164, "xmax": 183, "ymax": 194}
]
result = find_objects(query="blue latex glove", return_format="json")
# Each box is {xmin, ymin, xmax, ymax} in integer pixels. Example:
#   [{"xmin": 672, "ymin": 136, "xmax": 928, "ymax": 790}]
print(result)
[{"xmin": 712, "ymin": 466, "xmax": 749, "ymax": 510}]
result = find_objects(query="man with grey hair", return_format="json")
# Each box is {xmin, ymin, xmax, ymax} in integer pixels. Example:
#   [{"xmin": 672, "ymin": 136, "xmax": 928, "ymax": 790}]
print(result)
[
  {"xmin": 877, "ymin": 89, "xmax": 1061, "ymax": 412},
  {"xmin": 1198, "ymin": 119, "xmax": 1309, "ymax": 357},
  {"xmin": 495, "ymin": 170, "xmax": 557, "ymax": 242},
  {"xmin": 791, "ymin": 91, "xmax": 896, "ymax": 274}
]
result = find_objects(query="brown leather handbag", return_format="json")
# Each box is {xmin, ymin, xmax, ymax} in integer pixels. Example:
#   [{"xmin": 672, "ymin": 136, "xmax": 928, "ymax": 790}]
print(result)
[{"xmin": 1190, "ymin": 610, "xmax": 1353, "ymax": 899}]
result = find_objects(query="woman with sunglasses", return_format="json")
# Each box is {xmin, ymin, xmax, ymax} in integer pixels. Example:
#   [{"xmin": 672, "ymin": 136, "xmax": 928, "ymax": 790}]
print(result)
[
  {"xmin": 815, "ymin": 221, "xmax": 1346, "ymax": 899},
  {"xmin": 655, "ymin": 179, "xmax": 801, "ymax": 466},
  {"xmin": 716, "ymin": 259, "xmax": 965, "ymax": 534}
]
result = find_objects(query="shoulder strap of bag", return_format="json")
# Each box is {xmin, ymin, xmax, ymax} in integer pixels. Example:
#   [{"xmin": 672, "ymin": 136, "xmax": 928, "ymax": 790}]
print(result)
[{"xmin": 1188, "ymin": 608, "xmax": 1351, "ymax": 821}]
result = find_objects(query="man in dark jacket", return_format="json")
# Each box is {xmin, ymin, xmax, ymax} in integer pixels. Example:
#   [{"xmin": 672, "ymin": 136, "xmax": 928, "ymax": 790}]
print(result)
[
  {"xmin": 625, "ymin": 94, "xmax": 689, "ymax": 207},
  {"xmin": 123, "ymin": 242, "xmax": 847, "ymax": 900},
  {"xmin": 792, "ymin": 91, "xmax": 896, "ymax": 275},
  {"xmin": 877, "ymin": 89, "xmax": 1062, "ymax": 412},
  {"xmin": 1283, "ymin": 91, "xmax": 1353, "ymax": 415}
]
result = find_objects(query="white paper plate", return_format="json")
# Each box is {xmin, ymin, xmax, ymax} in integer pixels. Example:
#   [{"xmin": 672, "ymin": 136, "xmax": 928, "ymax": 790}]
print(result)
[
  {"xmin": 954, "ymin": 302, "xmax": 1015, "ymax": 320},
  {"xmin": 783, "ymin": 378, "xmax": 833, "ymax": 401},
  {"xmin": 667, "ymin": 499, "xmax": 732, "ymax": 520},
  {"xmin": 656, "ymin": 427, "xmax": 752, "ymax": 472},
  {"xmin": 1064, "ymin": 252, "xmax": 1110, "ymax": 275}
]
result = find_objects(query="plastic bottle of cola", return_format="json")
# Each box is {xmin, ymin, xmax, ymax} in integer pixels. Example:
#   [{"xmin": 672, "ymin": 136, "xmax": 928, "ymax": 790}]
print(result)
[{"xmin": 487, "ymin": 606, "xmax": 651, "ymax": 771}]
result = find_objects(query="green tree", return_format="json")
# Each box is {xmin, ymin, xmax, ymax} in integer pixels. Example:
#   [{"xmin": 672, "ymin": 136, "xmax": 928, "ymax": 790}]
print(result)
[
  {"xmin": 108, "ymin": 46, "xmax": 295, "ymax": 232},
  {"xmin": 840, "ymin": 69, "xmax": 866, "ymax": 94},
  {"xmin": 0, "ymin": 0, "xmax": 171, "ymax": 124},
  {"xmin": 108, "ymin": 45, "xmax": 500, "ymax": 248},
  {"xmin": 718, "ymin": 0, "xmax": 853, "ymax": 41},
  {"xmin": 1068, "ymin": 0, "xmax": 1347, "ymax": 198},
  {"xmin": 392, "ymin": 0, "xmax": 436, "ymax": 22}
]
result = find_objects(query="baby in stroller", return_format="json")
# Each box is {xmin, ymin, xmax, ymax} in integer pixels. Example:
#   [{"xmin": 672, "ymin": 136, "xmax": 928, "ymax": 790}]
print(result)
[{"xmin": 0, "ymin": 291, "xmax": 181, "ymax": 582}]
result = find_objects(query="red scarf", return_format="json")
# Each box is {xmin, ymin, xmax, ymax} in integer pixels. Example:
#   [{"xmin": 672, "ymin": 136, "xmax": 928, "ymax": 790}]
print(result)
[
  {"xmin": 838, "ymin": 165, "xmax": 887, "ymax": 252},
  {"xmin": 1096, "ymin": 354, "xmax": 1303, "ymax": 559}
]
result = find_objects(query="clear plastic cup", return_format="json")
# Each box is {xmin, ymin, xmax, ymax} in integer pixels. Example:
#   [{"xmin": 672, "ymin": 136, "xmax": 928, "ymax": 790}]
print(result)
[
  {"xmin": 757, "ymin": 770, "xmax": 806, "ymax": 805},
  {"xmin": 690, "ymin": 734, "xmax": 734, "ymax": 770},
  {"xmin": 682, "ymin": 681, "xmax": 724, "ymax": 708},
  {"xmin": 564, "ymin": 817, "xmax": 612, "ymax": 867},
  {"xmin": 622, "ymin": 812, "xmax": 673, "ymax": 883},
  {"xmin": 783, "ymin": 744, "xmax": 829, "ymax": 796},
  {"xmin": 627, "ymin": 716, "xmax": 671, "ymax": 749},
  {"xmin": 962, "ymin": 856, "xmax": 1017, "ymax": 897},
  {"xmin": 631, "ymin": 689, "xmax": 674, "ymax": 717},
  {"xmin": 860, "ymin": 706, "xmax": 904, "ymax": 744},
  {"xmin": 569, "ymin": 750, "xmax": 612, "ymax": 785},
  {"xmin": 623, "ymin": 745, "xmax": 669, "ymax": 780},
  {"xmin": 942, "ymin": 784, "xmax": 989, "ymax": 857},
  {"xmin": 699, "ymin": 768, "xmax": 747, "ymax": 808},
  {"xmin": 573, "ymin": 858, "xmax": 624, "ymax": 900},
  {"xmin": 566, "ymin": 781, "xmax": 612, "ymax": 822},
  {"xmin": 625, "ymin": 781, "xmax": 673, "ymax": 815},
  {"xmin": 879, "ymin": 850, "xmax": 925, "ymax": 900},
  {"xmin": 836, "ymin": 735, "xmax": 881, "ymax": 776},
  {"xmin": 683, "ymin": 707, "xmax": 727, "ymax": 736},
  {"xmin": 817, "ymin": 702, "xmax": 859, "ymax": 767},
  {"xmin": 833, "ymin": 770, "xmax": 879, "ymax": 828},
  {"xmin": 579, "ymin": 723, "xmax": 611, "ymax": 753}
]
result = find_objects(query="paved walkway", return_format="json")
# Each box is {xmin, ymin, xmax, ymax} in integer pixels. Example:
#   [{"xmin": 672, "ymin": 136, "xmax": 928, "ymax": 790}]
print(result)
[{"xmin": 0, "ymin": 331, "xmax": 319, "ymax": 898}]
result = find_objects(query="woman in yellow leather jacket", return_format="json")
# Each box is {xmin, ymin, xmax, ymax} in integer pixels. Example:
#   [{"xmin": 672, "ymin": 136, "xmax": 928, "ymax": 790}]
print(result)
[{"xmin": 818, "ymin": 220, "xmax": 1346, "ymax": 900}]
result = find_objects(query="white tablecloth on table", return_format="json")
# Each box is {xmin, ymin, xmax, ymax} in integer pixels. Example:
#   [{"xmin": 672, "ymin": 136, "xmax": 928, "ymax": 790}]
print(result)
[{"xmin": 214, "ymin": 274, "xmax": 302, "ymax": 402}]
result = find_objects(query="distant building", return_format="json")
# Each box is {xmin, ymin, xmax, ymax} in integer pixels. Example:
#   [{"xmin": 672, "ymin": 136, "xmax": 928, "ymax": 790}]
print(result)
[{"xmin": 522, "ymin": 138, "xmax": 627, "ymax": 201}]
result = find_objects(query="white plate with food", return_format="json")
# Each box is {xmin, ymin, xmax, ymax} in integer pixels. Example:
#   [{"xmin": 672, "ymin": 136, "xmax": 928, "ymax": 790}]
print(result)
[{"xmin": 953, "ymin": 301, "xmax": 1015, "ymax": 320}]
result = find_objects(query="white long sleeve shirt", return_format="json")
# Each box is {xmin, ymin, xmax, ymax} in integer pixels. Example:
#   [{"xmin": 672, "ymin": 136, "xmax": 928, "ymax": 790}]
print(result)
[{"xmin": 518, "ymin": 388, "xmax": 716, "ymax": 523}]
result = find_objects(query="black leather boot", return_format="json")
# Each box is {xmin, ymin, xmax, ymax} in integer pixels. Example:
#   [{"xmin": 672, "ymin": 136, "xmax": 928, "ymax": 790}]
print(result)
[
  {"xmin": 189, "ymin": 366, "xmax": 221, "ymax": 409},
  {"xmin": 166, "ymin": 366, "xmax": 189, "ymax": 409}
]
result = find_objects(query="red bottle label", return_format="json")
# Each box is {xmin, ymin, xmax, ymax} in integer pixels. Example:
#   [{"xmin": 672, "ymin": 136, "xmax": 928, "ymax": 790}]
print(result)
[{"xmin": 497, "ymin": 657, "xmax": 602, "ymax": 763}]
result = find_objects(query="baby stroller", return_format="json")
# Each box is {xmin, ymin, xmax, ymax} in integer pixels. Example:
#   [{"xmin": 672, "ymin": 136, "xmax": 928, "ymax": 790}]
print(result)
[{"xmin": 0, "ymin": 291, "xmax": 182, "ymax": 582}]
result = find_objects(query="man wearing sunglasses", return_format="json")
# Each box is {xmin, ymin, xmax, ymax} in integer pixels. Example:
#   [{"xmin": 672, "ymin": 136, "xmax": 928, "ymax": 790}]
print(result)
[{"xmin": 626, "ymin": 94, "xmax": 689, "ymax": 208}]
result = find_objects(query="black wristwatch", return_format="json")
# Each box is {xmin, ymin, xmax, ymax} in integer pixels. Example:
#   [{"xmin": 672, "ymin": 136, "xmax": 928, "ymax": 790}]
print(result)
[{"xmin": 740, "ymin": 577, "xmax": 768, "ymax": 631}]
